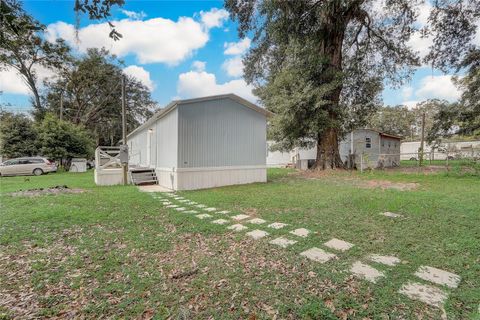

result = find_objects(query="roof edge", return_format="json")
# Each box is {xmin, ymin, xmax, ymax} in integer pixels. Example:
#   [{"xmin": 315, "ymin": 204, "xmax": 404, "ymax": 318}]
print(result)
[{"xmin": 127, "ymin": 94, "xmax": 272, "ymax": 139}]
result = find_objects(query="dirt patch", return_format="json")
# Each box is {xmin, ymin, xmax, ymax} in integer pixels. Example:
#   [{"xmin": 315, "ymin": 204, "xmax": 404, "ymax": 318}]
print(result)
[
  {"xmin": 8, "ymin": 185, "xmax": 86, "ymax": 197},
  {"xmin": 359, "ymin": 179, "xmax": 419, "ymax": 191},
  {"xmin": 386, "ymin": 165, "xmax": 448, "ymax": 174}
]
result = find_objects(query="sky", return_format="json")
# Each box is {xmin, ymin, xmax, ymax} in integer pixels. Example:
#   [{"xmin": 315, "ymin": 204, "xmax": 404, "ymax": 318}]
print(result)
[{"xmin": 1, "ymin": 0, "xmax": 477, "ymax": 114}]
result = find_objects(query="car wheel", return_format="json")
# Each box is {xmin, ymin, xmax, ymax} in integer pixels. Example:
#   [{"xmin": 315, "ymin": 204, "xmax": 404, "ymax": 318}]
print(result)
[
  {"xmin": 33, "ymin": 168, "xmax": 43, "ymax": 176},
  {"xmin": 409, "ymin": 157, "xmax": 417, "ymax": 161}
]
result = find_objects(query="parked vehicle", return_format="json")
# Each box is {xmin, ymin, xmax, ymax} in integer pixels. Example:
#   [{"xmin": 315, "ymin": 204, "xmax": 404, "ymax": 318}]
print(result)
[{"xmin": 0, "ymin": 157, "xmax": 57, "ymax": 176}]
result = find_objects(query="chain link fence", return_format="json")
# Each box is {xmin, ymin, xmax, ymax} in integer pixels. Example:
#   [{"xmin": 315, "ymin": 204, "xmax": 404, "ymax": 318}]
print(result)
[{"xmin": 358, "ymin": 147, "xmax": 480, "ymax": 175}]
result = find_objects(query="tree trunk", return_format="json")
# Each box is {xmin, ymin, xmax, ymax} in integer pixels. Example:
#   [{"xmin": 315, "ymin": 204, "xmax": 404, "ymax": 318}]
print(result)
[
  {"xmin": 24, "ymin": 69, "xmax": 42, "ymax": 111},
  {"xmin": 314, "ymin": 23, "xmax": 346, "ymax": 170},
  {"xmin": 314, "ymin": 127, "xmax": 344, "ymax": 169}
]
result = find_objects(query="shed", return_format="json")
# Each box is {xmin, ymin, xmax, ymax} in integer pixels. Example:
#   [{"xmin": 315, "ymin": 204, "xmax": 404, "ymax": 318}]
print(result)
[
  {"xmin": 127, "ymin": 94, "xmax": 272, "ymax": 190},
  {"xmin": 339, "ymin": 129, "xmax": 401, "ymax": 168}
]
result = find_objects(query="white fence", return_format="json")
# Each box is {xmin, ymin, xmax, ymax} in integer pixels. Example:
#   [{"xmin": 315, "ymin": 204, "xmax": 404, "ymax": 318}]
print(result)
[{"xmin": 95, "ymin": 146, "xmax": 122, "ymax": 170}]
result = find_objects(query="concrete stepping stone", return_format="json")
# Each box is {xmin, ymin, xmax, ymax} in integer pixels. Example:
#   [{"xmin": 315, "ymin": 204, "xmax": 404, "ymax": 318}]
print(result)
[
  {"xmin": 368, "ymin": 254, "xmax": 401, "ymax": 267},
  {"xmin": 161, "ymin": 201, "xmax": 171, "ymax": 205},
  {"xmin": 248, "ymin": 218, "xmax": 266, "ymax": 224},
  {"xmin": 175, "ymin": 207, "xmax": 186, "ymax": 211},
  {"xmin": 227, "ymin": 224, "xmax": 248, "ymax": 231},
  {"xmin": 399, "ymin": 282, "xmax": 448, "ymax": 307},
  {"xmin": 300, "ymin": 247, "xmax": 337, "ymax": 263},
  {"xmin": 268, "ymin": 222, "xmax": 288, "ymax": 229},
  {"xmin": 232, "ymin": 214, "xmax": 250, "ymax": 221},
  {"xmin": 178, "ymin": 199, "xmax": 189, "ymax": 203},
  {"xmin": 204, "ymin": 207, "xmax": 217, "ymax": 212},
  {"xmin": 414, "ymin": 266, "xmax": 461, "ymax": 288},
  {"xmin": 350, "ymin": 261, "xmax": 385, "ymax": 283},
  {"xmin": 184, "ymin": 210, "xmax": 198, "ymax": 214},
  {"xmin": 185, "ymin": 201, "xmax": 197, "ymax": 205},
  {"xmin": 269, "ymin": 237, "xmax": 297, "ymax": 248},
  {"xmin": 381, "ymin": 211, "xmax": 404, "ymax": 218},
  {"xmin": 196, "ymin": 204, "xmax": 207, "ymax": 208},
  {"xmin": 289, "ymin": 228, "xmax": 310, "ymax": 238},
  {"xmin": 166, "ymin": 205, "xmax": 179, "ymax": 208},
  {"xmin": 323, "ymin": 238, "xmax": 354, "ymax": 252},
  {"xmin": 195, "ymin": 214, "xmax": 212, "ymax": 219},
  {"xmin": 217, "ymin": 210, "xmax": 230, "ymax": 214},
  {"xmin": 212, "ymin": 219, "xmax": 229, "ymax": 225},
  {"xmin": 246, "ymin": 229, "xmax": 269, "ymax": 240}
]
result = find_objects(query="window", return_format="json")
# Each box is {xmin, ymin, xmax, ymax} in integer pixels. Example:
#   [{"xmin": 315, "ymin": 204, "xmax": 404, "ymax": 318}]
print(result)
[
  {"xmin": 3, "ymin": 160, "xmax": 18, "ymax": 166},
  {"xmin": 388, "ymin": 142, "xmax": 391, "ymax": 148},
  {"xmin": 27, "ymin": 159, "xmax": 44, "ymax": 164},
  {"xmin": 365, "ymin": 137, "xmax": 371, "ymax": 149}
]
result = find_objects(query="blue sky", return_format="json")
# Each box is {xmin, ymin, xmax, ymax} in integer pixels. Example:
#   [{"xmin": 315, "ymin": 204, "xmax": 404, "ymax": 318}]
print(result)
[{"xmin": 0, "ymin": 0, "xmax": 472, "ymax": 113}]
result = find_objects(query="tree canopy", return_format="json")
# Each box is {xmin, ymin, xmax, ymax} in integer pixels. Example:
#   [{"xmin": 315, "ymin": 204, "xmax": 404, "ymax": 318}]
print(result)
[
  {"xmin": 226, "ymin": 0, "xmax": 479, "ymax": 169},
  {"xmin": 39, "ymin": 48, "xmax": 156, "ymax": 146},
  {"xmin": 36, "ymin": 113, "xmax": 94, "ymax": 161},
  {"xmin": 0, "ymin": 110, "xmax": 38, "ymax": 158},
  {"xmin": 0, "ymin": 0, "xmax": 71, "ymax": 111}
]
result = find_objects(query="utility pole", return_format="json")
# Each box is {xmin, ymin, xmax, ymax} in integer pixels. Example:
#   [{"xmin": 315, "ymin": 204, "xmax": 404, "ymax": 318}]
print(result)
[
  {"xmin": 59, "ymin": 94, "xmax": 63, "ymax": 121},
  {"xmin": 419, "ymin": 112, "xmax": 426, "ymax": 166},
  {"xmin": 121, "ymin": 75, "xmax": 128, "ymax": 185}
]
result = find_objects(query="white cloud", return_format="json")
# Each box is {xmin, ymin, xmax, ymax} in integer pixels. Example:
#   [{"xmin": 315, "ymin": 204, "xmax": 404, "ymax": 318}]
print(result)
[
  {"xmin": 401, "ymin": 86, "xmax": 413, "ymax": 100},
  {"xmin": 177, "ymin": 70, "xmax": 256, "ymax": 103},
  {"xmin": 46, "ymin": 8, "xmax": 227, "ymax": 65},
  {"xmin": 224, "ymin": 38, "xmax": 251, "ymax": 55},
  {"xmin": 199, "ymin": 8, "xmax": 229, "ymax": 29},
  {"xmin": 0, "ymin": 66, "xmax": 56, "ymax": 96},
  {"xmin": 0, "ymin": 68, "xmax": 30, "ymax": 95},
  {"xmin": 415, "ymin": 75, "xmax": 461, "ymax": 101},
  {"xmin": 123, "ymin": 65, "xmax": 154, "ymax": 90},
  {"xmin": 222, "ymin": 56, "xmax": 244, "ymax": 78},
  {"xmin": 474, "ymin": 22, "xmax": 480, "ymax": 46},
  {"xmin": 415, "ymin": 2, "xmax": 432, "ymax": 27},
  {"xmin": 408, "ymin": 32, "xmax": 433, "ymax": 59},
  {"xmin": 121, "ymin": 9, "xmax": 147, "ymax": 20},
  {"xmin": 400, "ymin": 100, "xmax": 420, "ymax": 110},
  {"xmin": 192, "ymin": 60, "xmax": 206, "ymax": 72}
]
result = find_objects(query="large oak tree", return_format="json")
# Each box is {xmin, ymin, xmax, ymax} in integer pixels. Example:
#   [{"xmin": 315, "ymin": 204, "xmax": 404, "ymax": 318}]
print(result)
[{"xmin": 225, "ymin": 0, "xmax": 479, "ymax": 169}]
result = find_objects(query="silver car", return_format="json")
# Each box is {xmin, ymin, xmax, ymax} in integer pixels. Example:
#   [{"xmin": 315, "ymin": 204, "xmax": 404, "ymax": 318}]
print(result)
[{"xmin": 0, "ymin": 157, "xmax": 57, "ymax": 176}]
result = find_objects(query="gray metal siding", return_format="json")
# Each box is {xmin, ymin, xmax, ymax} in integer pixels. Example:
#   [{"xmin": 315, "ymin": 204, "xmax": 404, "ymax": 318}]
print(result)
[{"xmin": 177, "ymin": 98, "xmax": 267, "ymax": 168}]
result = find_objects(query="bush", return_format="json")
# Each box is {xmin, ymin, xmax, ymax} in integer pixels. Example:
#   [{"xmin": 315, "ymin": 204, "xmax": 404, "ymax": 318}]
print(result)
[{"xmin": 36, "ymin": 114, "xmax": 94, "ymax": 165}]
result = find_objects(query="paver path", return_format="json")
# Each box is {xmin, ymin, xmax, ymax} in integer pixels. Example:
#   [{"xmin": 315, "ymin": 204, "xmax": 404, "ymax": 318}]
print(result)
[
  {"xmin": 300, "ymin": 247, "xmax": 337, "ymax": 263},
  {"xmin": 153, "ymin": 192, "xmax": 462, "ymax": 312}
]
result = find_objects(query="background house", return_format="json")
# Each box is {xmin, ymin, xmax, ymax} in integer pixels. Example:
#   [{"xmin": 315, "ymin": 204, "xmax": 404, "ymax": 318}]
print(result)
[{"xmin": 127, "ymin": 94, "xmax": 271, "ymax": 190}]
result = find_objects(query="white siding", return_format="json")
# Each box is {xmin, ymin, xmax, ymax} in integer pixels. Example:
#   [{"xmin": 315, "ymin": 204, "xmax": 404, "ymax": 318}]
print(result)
[
  {"xmin": 128, "ymin": 130, "xmax": 148, "ymax": 167},
  {"xmin": 154, "ymin": 109, "xmax": 178, "ymax": 168}
]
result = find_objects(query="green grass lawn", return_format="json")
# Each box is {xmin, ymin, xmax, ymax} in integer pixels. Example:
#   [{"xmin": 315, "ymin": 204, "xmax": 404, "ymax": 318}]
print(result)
[{"xmin": 0, "ymin": 169, "xmax": 479, "ymax": 319}]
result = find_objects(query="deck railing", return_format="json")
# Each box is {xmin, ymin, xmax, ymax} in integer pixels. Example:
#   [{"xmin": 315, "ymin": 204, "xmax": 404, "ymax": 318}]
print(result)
[{"xmin": 95, "ymin": 146, "xmax": 122, "ymax": 170}]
